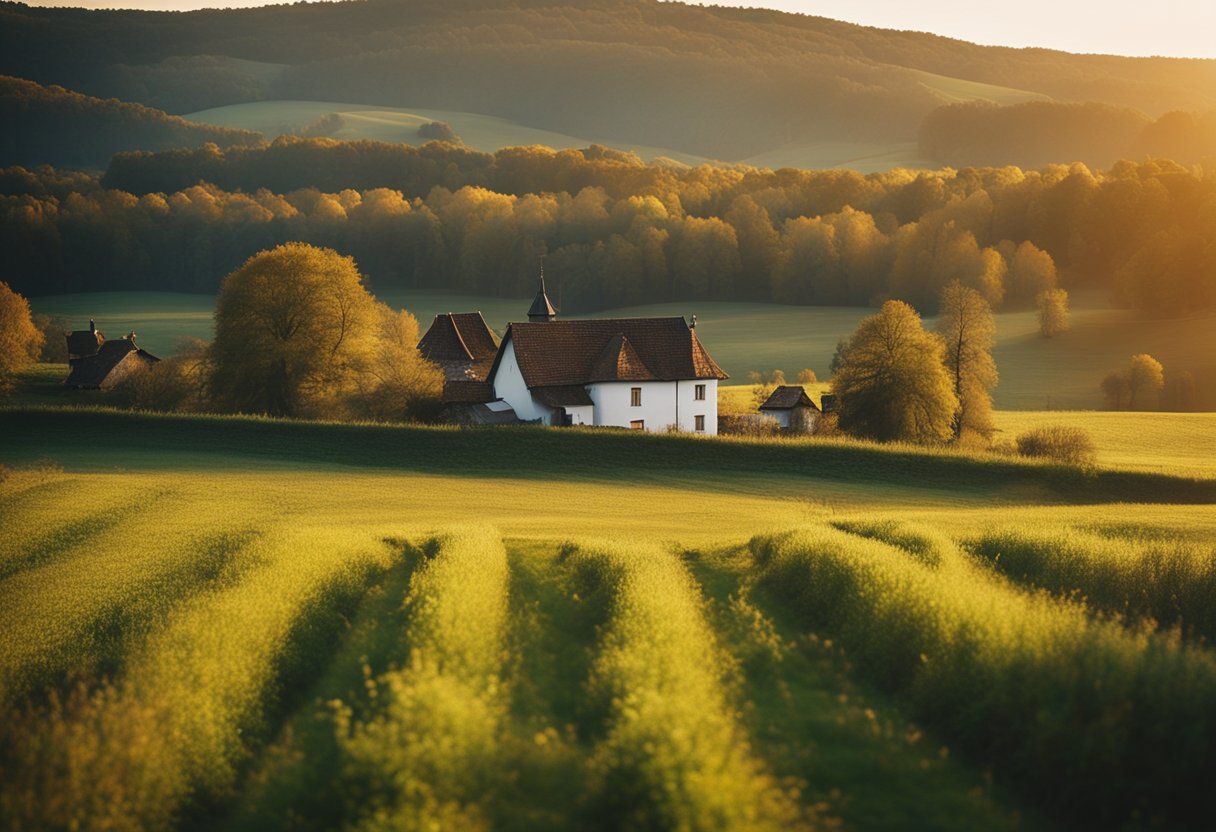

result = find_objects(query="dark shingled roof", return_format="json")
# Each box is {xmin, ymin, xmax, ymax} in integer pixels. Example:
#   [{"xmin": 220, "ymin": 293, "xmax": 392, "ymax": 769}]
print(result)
[
  {"xmin": 527, "ymin": 283, "xmax": 558, "ymax": 320},
  {"xmin": 64, "ymin": 339, "xmax": 159, "ymax": 389},
  {"xmin": 442, "ymin": 380, "xmax": 496, "ymax": 404},
  {"xmin": 418, "ymin": 312, "xmax": 500, "ymax": 364},
  {"xmin": 494, "ymin": 318, "xmax": 728, "ymax": 389},
  {"xmin": 759, "ymin": 385, "xmax": 819, "ymax": 411},
  {"xmin": 532, "ymin": 385, "xmax": 594, "ymax": 407},
  {"xmin": 66, "ymin": 329, "xmax": 104, "ymax": 358}
]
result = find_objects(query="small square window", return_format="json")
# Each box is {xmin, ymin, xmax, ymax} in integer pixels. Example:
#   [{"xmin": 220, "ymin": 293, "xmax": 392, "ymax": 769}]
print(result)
[
  {"xmin": 630, "ymin": 419, "xmax": 645, "ymax": 430},
  {"xmin": 631, "ymin": 387, "xmax": 642, "ymax": 406},
  {"xmin": 694, "ymin": 414, "xmax": 705, "ymax": 432},
  {"xmin": 694, "ymin": 384, "xmax": 706, "ymax": 401}
]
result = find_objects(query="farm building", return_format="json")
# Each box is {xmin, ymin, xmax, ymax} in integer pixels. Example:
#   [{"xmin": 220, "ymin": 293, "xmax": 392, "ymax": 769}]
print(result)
[
  {"xmin": 758, "ymin": 385, "xmax": 820, "ymax": 433},
  {"xmin": 63, "ymin": 321, "xmax": 159, "ymax": 389},
  {"xmin": 489, "ymin": 281, "xmax": 727, "ymax": 432},
  {"xmin": 417, "ymin": 311, "xmax": 501, "ymax": 402},
  {"xmin": 420, "ymin": 281, "xmax": 728, "ymax": 432}
]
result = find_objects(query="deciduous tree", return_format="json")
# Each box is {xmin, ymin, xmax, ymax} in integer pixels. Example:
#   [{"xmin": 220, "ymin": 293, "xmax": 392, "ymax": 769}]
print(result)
[
  {"xmin": 0, "ymin": 282, "xmax": 44, "ymax": 395},
  {"xmin": 208, "ymin": 243, "xmax": 380, "ymax": 418},
  {"xmin": 1036, "ymin": 288, "xmax": 1070, "ymax": 337},
  {"xmin": 831, "ymin": 300, "xmax": 958, "ymax": 443},
  {"xmin": 937, "ymin": 281, "xmax": 998, "ymax": 442}
]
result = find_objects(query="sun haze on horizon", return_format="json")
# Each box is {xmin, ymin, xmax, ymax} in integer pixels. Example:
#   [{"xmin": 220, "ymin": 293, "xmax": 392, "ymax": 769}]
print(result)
[{"xmin": 16, "ymin": 0, "xmax": 1216, "ymax": 60}]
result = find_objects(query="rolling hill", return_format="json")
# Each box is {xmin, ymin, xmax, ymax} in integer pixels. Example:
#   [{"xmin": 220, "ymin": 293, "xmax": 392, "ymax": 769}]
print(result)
[{"xmin": 4, "ymin": 0, "xmax": 1216, "ymax": 167}]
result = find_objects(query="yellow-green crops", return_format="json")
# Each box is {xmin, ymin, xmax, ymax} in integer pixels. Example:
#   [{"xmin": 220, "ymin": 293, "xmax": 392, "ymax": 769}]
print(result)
[
  {"xmin": 336, "ymin": 526, "xmax": 509, "ymax": 832},
  {"xmin": 970, "ymin": 527, "xmax": 1216, "ymax": 641},
  {"xmin": 0, "ymin": 527, "xmax": 391, "ymax": 831},
  {"xmin": 752, "ymin": 525, "xmax": 1216, "ymax": 827},
  {"xmin": 568, "ymin": 541, "xmax": 808, "ymax": 832}
]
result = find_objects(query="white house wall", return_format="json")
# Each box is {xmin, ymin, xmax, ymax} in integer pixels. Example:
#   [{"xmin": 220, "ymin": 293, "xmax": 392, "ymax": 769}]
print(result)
[
  {"xmin": 492, "ymin": 338, "xmax": 554, "ymax": 424},
  {"xmin": 491, "ymin": 336, "xmax": 719, "ymax": 433},
  {"xmin": 588, "ymin": 379, "xmax": 717, "ymax": 435}
]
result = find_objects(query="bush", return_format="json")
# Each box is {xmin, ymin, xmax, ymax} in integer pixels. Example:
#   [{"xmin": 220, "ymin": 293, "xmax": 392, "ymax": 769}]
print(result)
[
  {"xmin": 1015, "ymin": 426, "xmax": 1096, "ymax": 466},
  {"xmin": 719, "ymin": 413, "xmax": 780, "ymax": 437}
]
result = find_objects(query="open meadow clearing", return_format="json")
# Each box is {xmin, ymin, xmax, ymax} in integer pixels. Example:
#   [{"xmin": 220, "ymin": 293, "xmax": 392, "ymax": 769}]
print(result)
[
  {"xmin": 28, "ymin": 291, "xmax": 1216, "ymax": 410},
  {"xmin": 1, "ymin": 408, "xmax": 1215, "ymax": 830}
]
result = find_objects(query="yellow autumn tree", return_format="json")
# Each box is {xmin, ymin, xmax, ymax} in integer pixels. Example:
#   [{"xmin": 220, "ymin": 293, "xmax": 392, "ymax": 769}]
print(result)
[
  {"xmin": 208, "ymin": 243, "xmax": 381, "ymax": 418},
  {"xmin": 0, "ymin": 282, "xmax": 45, "ymax": 395}
]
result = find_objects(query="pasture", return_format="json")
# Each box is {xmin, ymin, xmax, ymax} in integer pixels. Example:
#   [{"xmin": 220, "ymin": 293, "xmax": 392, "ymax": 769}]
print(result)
[
  {"xmin": 29, "ymin": 291, "xmax": 1216, "ymax": 410},
  {"xmin": 184, "ymin": 100, "xmax": 713, "ymax": 167},
  {"xmin": 1, "ymin": 408, "xmax": 1214, "ymax": 830}
]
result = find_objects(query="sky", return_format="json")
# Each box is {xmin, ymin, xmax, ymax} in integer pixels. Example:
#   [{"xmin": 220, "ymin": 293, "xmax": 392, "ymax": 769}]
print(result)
[{"xmin": 17, "ymin": 0, "xmax": 1216, "ymax": 60}]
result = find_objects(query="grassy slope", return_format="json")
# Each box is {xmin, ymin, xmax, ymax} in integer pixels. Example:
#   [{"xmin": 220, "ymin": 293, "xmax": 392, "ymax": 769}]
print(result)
[
  {"xmin": 185, "ymin": 100, "xmax": 715, "ymax": 166},
  {"xmin": 29, "ymin": 292, "xmax": 1216, "ymax": 410}
]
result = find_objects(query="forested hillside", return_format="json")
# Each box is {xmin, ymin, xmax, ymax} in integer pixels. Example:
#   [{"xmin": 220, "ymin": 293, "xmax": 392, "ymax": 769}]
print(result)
[
  {"xmin": 3, "ymin": 0, "xmax": 1216, "ymax": 164},
  {"xmin": 0, "ymin": 76, "xmax": 262, "ymax": 168},
  {"xmin": 5, "ymin": 146, "xmax": 1213, "ymax": 317}
]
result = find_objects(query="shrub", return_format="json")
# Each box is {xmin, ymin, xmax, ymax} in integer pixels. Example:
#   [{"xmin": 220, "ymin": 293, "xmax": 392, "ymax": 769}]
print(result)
[
  {"xmin": 719, "ymin": 413, "xmax": 780, "ymax": 436},
  {"xmin": 1015, "ymin": 426, "xmax": 1096, "ymax": 466}
]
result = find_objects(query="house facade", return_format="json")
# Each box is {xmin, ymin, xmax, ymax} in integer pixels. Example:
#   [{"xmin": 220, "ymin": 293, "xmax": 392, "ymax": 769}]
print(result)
[
  {"xmin": 485, "ymin": 283, "xmax": 728, "ymax": 433},
  {"xmin": 758, "ymin": 385, "xmax": 820, "ymax": 433}
]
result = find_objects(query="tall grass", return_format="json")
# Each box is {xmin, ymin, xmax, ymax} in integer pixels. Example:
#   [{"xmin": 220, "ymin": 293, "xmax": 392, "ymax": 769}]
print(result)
[
  {"xmin": 335, "ymin": 527, "xmax": 509, "ymax": 832},
  {"xmin": 567, "ymin": 541, "xmax": 809, "ymax": 831},
  {"xmin": 751, "ymin": 525, "xmax": 1216, "ymax": 828},
  {"xmin": 830, "ymin": 519, "xmax": 957, "ymax": 568},
  {"xmin": 0, "ymin": 527, "xmax": 390, "ymax": 831},
  {"xmin": 970, "ymin": 527, "xmax": 1216, "ymax": 642}
]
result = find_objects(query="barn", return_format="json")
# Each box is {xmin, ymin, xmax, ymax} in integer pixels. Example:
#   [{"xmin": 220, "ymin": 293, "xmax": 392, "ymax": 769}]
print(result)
[
  {"xmin": 758, "ymin": 385, "xmax": 820, "ymax": 433},
  {"xmin": 63, "ymin": 321, "xmax": 159, "ymax": 389}
]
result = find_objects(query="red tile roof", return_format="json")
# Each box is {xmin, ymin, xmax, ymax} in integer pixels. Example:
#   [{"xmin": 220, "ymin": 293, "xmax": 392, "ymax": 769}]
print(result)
[{"xmin": 495, "ymin": 317, "xmax": 728, "ymax": 389}]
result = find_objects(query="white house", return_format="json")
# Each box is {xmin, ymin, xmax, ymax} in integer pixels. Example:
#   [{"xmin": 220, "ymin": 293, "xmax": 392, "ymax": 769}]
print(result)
[{"xmin": 483, "ymin": 281, "xmax": 728, "ymax": 433}]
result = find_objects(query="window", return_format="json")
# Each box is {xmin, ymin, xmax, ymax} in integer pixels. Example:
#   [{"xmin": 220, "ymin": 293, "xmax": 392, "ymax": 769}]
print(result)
[
  {"xmin": 630, "ymin": 420, "xmax": 645, "ymax": 430},
  {"xmin": 694, "ymin": 384, "xmax": 706, "ymax": 401},
  {"xmin": 694, "ymin": 415, "xmax": 705, "ymax": 432},
  {"xmin": 631, "ymin": 387, "xmax": 642, "ymax": 407}
]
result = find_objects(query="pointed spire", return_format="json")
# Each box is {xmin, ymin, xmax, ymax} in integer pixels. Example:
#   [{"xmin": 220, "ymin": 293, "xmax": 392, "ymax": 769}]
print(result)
[{"xmin": 528, "ymin": 255, "xmax": 557, "ymax": 322}]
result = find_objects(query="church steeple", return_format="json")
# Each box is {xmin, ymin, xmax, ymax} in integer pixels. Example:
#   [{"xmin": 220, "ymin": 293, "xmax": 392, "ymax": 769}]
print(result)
[{"xmin": 527, "ymin": 259, "xmax": 558, "ymax": 322}]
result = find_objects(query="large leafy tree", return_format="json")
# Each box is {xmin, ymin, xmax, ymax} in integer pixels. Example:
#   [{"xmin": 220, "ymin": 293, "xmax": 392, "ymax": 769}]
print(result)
[
  {"xmin": 937, "ymin": 281, "xmax": 998, "ymax": 442},
  {"xmin": 831, "ymin": 300, "xmax": 958, "ymax": 443},
  {"xmin": 0, "ymin": 282, "xmax": 44, "ymax": 395},
  {"xmin": 208, "ymin": 243, "xmax": 382, "ymax": 418}
]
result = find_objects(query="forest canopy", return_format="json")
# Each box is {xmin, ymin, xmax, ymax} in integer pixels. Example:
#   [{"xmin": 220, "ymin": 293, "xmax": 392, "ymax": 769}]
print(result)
[{"xmin": 3, "ymin": 146, "xmax": 1213, "ymax": 317}]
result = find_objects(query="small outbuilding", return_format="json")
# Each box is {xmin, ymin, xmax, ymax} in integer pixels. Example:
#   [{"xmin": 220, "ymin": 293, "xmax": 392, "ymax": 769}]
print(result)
[
  {"xmin": 64, "ymin": 322, "xmax": 159, "ymax": 389},
  {"xmin": 758, "ymin": 385, "xmax": 820, "ymax": 433}
]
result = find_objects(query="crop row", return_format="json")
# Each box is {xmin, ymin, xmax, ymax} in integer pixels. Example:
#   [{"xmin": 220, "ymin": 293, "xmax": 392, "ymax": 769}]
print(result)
[
  {"xmin": 567, "ymin": 541, "xmax": 808, "ymax": 831},
  {"xmin": 0, "ymin": 526, "xmax": 392, "ymax": 831},
  {"xmin": 335, "ymin": 526, "xmax": 510, "ymax": 831},
  {"xmin": 969, "ymin": 526, "xmax": 1216, "ymax": 643},
  {"xmin": 751, "ymin": 525, "xmax": 1216, "ymax": 828}
]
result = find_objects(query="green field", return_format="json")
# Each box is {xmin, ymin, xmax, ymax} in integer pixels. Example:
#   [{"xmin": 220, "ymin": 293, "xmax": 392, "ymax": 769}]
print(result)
[
  {"xmin": 185, "ymin": 100, "xmax": 714, "ymax": 167},
  {"xmin": 29, "ymin": 291, "xmax": 1216, "ymax": 410},
  {"xmin": 1, "ymin": 408, "xmax": 1214, "ymax": 830}
]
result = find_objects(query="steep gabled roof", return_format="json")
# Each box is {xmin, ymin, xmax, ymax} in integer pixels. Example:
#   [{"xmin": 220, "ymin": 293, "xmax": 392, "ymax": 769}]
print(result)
[
  {"xmin": 759, "ymin": 385, "xmax": 819, "ymax": 411},
  {"xmin": 527, "ymin": 282, "xmax": 558, "ymax": 321},
  {"xmin": 64, "ymin": 339, "xmax": 159, "ymax": 388},
  {"xmin": 491, "ymin": 317, "xmax": 728, "ymax": 389},
  {"xmin": 588, "ymin": 333, "xmax": 656, "ymax": 382},
  {"xmin": 418, "ymin": 312, "xmax": 500, "ymax": 363}
]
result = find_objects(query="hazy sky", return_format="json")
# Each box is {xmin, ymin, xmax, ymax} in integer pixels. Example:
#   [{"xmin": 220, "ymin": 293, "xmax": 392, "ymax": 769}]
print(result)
[{"xmin": 18, "ymin": 0, "xmax": 1216, "ymax": 60}]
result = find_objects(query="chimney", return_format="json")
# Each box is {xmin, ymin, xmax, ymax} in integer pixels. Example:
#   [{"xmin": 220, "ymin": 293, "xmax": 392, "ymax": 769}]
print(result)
[
  {"xmin": 690, "ymin": 314, "xmax": 697, "ymax": 329},
  {"xmin": 89, "ymin": 319, "xmax": 95, "ymax": 333},
  {"xmin": 126, "ymin": 331, "xmax": 137, "ymax": 341}
]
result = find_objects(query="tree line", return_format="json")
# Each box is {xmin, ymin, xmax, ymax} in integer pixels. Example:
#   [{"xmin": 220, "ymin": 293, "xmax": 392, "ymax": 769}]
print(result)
[
  {"xmin": 0, "ymin": 76, "xmax": 261, "ymax": 169},
  {"xmin": 5, "ymin": 147, "xmax": 1215, "ymax": 316}
]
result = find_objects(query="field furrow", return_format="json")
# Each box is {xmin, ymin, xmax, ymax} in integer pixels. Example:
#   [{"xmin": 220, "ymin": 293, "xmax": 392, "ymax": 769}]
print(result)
[
  {"xmin": 752, "ymin": 525, "xmax": 1216, "ymax": 828},
  {"xmin": 566, "ymin": 540, "xmax": 812, "ymax": 831},
  {"xmin": 0, "ymin": 527, "xmax": 392, "ymax": 831},
  {"xmin": 335, "ymin": 527, "xmax": 510, "ymax": 832}
]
